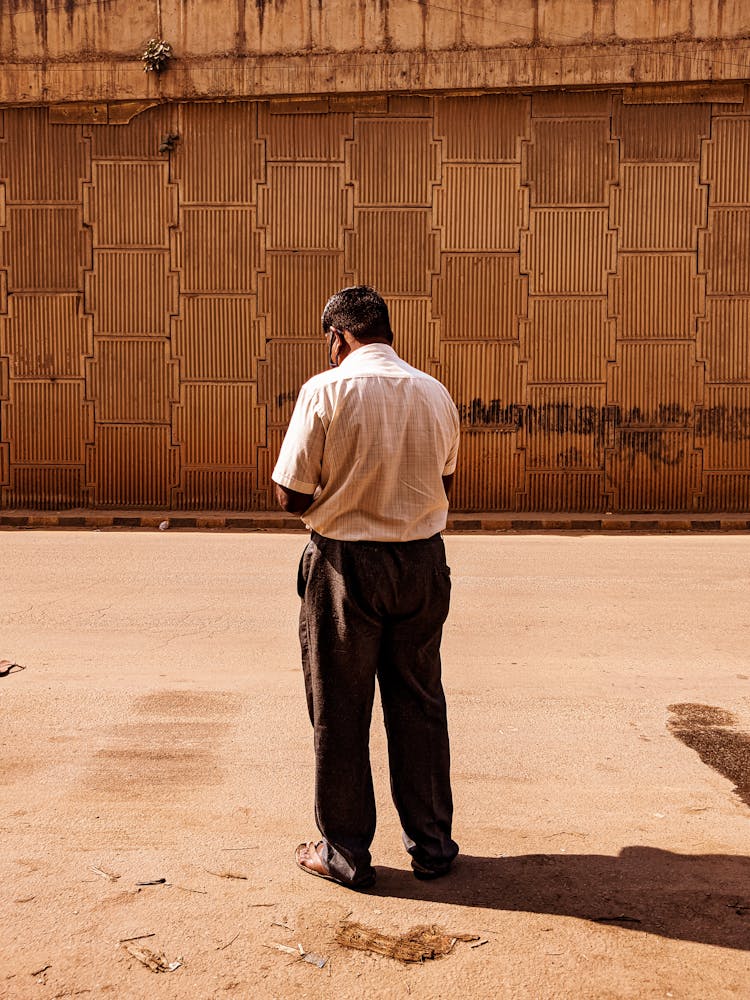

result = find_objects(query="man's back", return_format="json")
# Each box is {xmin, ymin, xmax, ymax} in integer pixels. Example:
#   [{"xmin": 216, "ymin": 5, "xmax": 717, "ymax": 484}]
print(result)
[{"xmin": 273, "ymin": 343, "xmax": 459, "ymax": 542}]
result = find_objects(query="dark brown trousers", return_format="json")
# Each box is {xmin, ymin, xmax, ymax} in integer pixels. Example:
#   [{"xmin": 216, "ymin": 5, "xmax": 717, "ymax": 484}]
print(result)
[{"xmin": 297, "ymin": 530, "xmax": 458, "ymax": 886}]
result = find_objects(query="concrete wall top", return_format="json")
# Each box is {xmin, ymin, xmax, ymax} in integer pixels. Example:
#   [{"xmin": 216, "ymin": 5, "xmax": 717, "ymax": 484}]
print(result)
[{"xmin": 0, "ymin": 1, "xmax": 749, "ymax": 105}]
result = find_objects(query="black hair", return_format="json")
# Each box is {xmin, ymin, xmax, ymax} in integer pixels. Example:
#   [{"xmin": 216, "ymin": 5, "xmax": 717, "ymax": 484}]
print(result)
[{"xmin": 321, "ymin": 285, "xmax": 393, "ymax": 343}]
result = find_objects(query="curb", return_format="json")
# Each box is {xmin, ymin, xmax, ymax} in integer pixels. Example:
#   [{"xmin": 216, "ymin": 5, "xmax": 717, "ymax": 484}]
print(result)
[{"xmin": 1, "ymin": 512, "xmax": 748, "ymax": 533}]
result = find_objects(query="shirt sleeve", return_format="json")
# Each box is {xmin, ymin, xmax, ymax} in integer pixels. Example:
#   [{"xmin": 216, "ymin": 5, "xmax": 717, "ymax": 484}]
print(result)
[
  {"xmin": 271, "ymin": 385, "xmax": 326, "ymax": 494},
  {"xmin": 442, "ymin": 401, "xmax": 460, "ymax": 476}
]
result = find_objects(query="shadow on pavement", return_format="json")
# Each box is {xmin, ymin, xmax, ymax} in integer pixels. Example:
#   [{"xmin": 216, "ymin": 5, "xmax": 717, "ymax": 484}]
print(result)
[{"xmin": 370, "ymin": 847, "xmax": 750, "ymax": 950}]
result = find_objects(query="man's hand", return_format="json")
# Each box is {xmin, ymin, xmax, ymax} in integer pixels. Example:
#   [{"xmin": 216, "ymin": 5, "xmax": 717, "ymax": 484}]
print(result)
[{"xmin": 273, "ymin": 481, "xmax": 315, "ymax": 514}]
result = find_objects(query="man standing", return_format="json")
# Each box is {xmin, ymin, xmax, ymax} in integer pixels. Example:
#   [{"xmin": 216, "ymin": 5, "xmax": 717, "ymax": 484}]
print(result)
[{"xmin": 272, "ymin": 286, "xmax": 459, "ymax": 890}]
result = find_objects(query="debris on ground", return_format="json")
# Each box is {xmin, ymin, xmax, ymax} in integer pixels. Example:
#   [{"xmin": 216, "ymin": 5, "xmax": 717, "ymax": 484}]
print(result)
[
  {"xmin": 119, "ymin": 933, "xmax": 155, "ymax": 944},
  {"xmin": 335, "ymin": 922, "xmax": 479, "ymax": 963},
  {"xmin": 30, "ymin": 964, "xmax": 51, "ymax": 977},
  {"xmin": 90, "ymin": 865, "xmax": 120, "ymax": 882},
  {"xmin": 268, "ymin": 942, "xmax": 328, "ymax": 969},
  {"xmin": 203, "ymin": 868, "xmax": 248, "ymax": 880},
  {"xmin": 121, "ymin": 943, "xmax": 181, "ymax": 973},
  {"xmin": 135, "ymin": 878, "xmax": 166, "ymax": 886},
  {"xmin": 0, "ymin": 660, "xmax": 24, "ymax": 677},
  {"xmin": 216, "ymin": 932, "xmax": 240, "ymax": 951}
]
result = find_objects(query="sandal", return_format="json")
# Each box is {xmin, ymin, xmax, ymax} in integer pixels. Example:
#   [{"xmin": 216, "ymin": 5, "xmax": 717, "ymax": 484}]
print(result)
[{"xmin": 295, "ymin": 841, "xmax": 375, "ymax": 891}]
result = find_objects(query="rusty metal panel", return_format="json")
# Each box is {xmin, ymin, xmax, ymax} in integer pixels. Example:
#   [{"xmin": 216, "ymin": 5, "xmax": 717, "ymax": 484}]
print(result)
[
  {"xmin": 346, "ymin": 209, "xmax": 438, "ymax": 295},
  {"xmin": 88, "ymin": 425, "xmax": 177, "ymax": 506},
  {"xmin": 388, "ymin": 298, "xmax": 439, "ymax": 374},
  {"xmin": 523, "ymin": 119, "xmax": 618, "ymax": 205},
  {"xmin": 451, "ymin": 431, "xmax": 522, "ymax": 511},
  {"xmin": 347, "ymin": 119, "xmax": 439, "ymax": 205},
  {"xmin": 175, "ymin": 469, "xmax": 259, "ymax": 511},
  {"xmin": 520, "ymin": 298, "xmax": 614, "ymax": 383},
  {"xmin": 433, "ymin": 254, "xmax": 526, "ymax": 342},
  {"xmin": 531, "ymin": 91, "xmax": 612, "ymax": 118},
  {"xmin": 697, "ymin": 387, "xmax": 750, "ymax": 470},
  {"xmin": 172, "ymin": 297, "xmax": 261, "ymax": 380},
  {"xmin": 608, "ymin": 343, "xmax": 703, "ymax": 418},
  {"xmin": 173, "ymin": 103, "xmax": 263, "ymax": 203},
  {"xmin": 702, "ymin": 119, "xmax": 750, "ymax": 204},
  {"xmin": 698, "ymin": 299, "xmax": 750, "ymax": 383},
  {"xmin": 607, "ymin": 430, "xmax": 701, "ymax": 512},
  {"xmin": 613, "ymin": 102, "xmax": 711, "ymax": 161},
  {"xmin": 5, "ymin": 466, "xmax": 86, "ymax": 509},
  {"xmin": 258, "ymin": 164, "xmax": 349, "ymax": 249},
  {"xmin": 700, "ymin": 209, "xmax": 750, "ymax": 294},
  {"xmin": 698, "ymin": 475, "xmax": 750, "ymax": 512},
  {"xmin": 84, "ymin": 162, "xmax": 177, "ymax": 247},
  {"xmin": 174, "ymin": 384, "xmax": 263, "ymax": 466},
  {"xmin": 435, "ymin": 164, "xmax": 525, "ymax": 251},
  {"xmin": 434, "ymin": 95, "xmax": 530, "ymax": 161},
  {"xmin": 522, "ymin": 209, "xmax": 615, "ymax": 294},
  {"xmin": 88, "ymin": 105, "xmax": 177, "ymax": 159},
  {"xmin": 610, "ymin": 254, "xmax": 705, "ymax": 339},
  {"xmin": 522, "ymin": 472, "xmax": 608, "ymax": 512},
  {"xmin": 173, "ymin": 207, "xmax": 260, "ymax": 292},
  {"xmin": 611, "ymin": 165, "xmax": 707, "ymax": 251},
  {"xmin": 524, "ymin": 385, "xmax": 608, "ymax": 472},
  {"xmin": 440, "ymin": 342, "xmax": 525, "ymax": 424},
  {"xmin": 87, "ymin": 339, "xmax": 176, "ymax": 423},
  {"xmin": 86, "ymin": 251, "xmax": 177, "ymax": 334},
  {"xmin": 258, "ymin": 252, "xmax": 347, "ymax": 338},
  {"xmin": 0, "ymin": 295, "xmax": 91, "ymax": 377},
  {"xmin": 257, "ymin": 341, "xmax": 324, "ymax": 427},
  {"xmin": 1, "ymin": 206, "xmax": 89, "ymax": 290},
  {"xmin": 0, "ymin": 109, "xmax": 88, "ymax": 201},
  {"xmin": 258, "ymin": 104, "xmax": 352, "ymax": 160},
  {"xmin": 5, "ymin": 381, "xmax": 90, "ymax": 464}
]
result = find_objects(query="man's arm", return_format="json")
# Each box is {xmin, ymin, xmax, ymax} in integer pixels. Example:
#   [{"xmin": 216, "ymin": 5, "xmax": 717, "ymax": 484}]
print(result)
[
  {"xmin": 273, "ymin": 481, "xmax": 315, "ymax": 515},
  {"xmin": 442, "ymin": 473, "xmax": 454, "ymax": 498}
]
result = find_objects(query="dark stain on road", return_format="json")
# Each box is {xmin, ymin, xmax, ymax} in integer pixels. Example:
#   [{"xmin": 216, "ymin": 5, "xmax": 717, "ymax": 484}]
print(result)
[{"xmin": 668, "ymin": 702, "xmax": 750, "ymax": 808}]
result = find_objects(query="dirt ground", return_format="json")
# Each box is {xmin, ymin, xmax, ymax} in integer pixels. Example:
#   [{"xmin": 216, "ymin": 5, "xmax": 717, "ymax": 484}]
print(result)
[{"xmin": 2, "ymin": 529, "xmax": 749, "ymax": 1000}]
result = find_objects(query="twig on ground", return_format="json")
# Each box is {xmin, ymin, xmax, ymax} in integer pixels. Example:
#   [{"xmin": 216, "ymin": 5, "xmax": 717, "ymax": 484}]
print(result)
[
  {"xmin": 30, "ymin": 964, "xmax": 51, "ymax": 977},
  {"xmin": 202, "ymin": 868, "xmax": 248, "ymax": 880},
  {"xmin": 119, "ymin": 933, "xmax": 156, "ymax": 944},
  {"xmin": 90, "ymin": 865, "xmax": 120, "ymax": 882},
  {"xmin": 216, "ymin": 932, "xmax": 240, "ymax": 951}
]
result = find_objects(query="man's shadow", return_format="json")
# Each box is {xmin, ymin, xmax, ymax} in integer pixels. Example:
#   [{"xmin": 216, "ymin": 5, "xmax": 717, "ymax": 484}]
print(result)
[{"xmin": 370, "ymin": 847, "xmax": 750, "ymax": 951}]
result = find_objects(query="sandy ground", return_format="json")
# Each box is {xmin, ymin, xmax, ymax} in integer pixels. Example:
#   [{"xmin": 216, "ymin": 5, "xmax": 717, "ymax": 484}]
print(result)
[{"xmin": 1, "ymin": 529, "xmax": 749, "ymax": 1000}]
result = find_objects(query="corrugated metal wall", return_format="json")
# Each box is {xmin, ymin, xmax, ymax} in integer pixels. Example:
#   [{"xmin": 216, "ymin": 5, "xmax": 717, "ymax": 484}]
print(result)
[{"xmin": 0, "ymin": 88, "xmax": 749, "ymax": 512}]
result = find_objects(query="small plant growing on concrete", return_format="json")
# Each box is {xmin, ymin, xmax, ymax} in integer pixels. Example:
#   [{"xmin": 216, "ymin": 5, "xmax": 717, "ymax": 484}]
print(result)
[{"xmin": 142, "ymin": 38, "xmax": 172, "ymax": 73}]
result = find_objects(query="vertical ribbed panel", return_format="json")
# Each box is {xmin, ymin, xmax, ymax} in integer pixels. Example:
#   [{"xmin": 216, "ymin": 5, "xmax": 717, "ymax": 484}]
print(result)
[
  {"xmin": 524, "ymin": 120, "xmax": 617, "ymax": 205},
  {"xmin": 523, "ymin": 473, "xmax": 607, "ymax": 512},
  {"xmin": 87, "ymin": 339, "xmax": 174, "ymax": 422},
  {"xmin": 610, "ymin": 254, "xmax": 704, "ymax": 338},
  {"xmin": 178, "ymin": 469, "xmax": 258, "ymax": 511},
  {"xmin": 522, "ymin": 209, "xmax": 614, "ymax": 294},
  {"xmin": 439, "ymin": 342, "xmax": 524, "ymax": 420},
  {"xmin": 175, "ymin": 208, "xmax": 258, "ymax": 292},
  {"xmin": 347, "ymin": 119, "xmax": 439, "ymax": 205},
  {"xmin": 172, "ymin": 298, "xmax": 261, "ymax": 380},
  {"xmin": 532, "ymin": 92, "xmax": 611, "ymax": 118},
  {"xmin": 1, "ymin": 295, "xmax": 91, "ymax": 377},
  {"xmin": 608, "ymin": 431, "xmax": 699, "ymax": 512},
  {"xmin": 700, "ymin": 209, "xmax": 750, "ymax": 294},
  {"xmin": 258, "ymin": 105, "xmax": 353, "ymax": 160},
  {"xmin": 433, "ymin": 254, "xmax": 525, "ymax": 341},
  {"xmin": 89, "ymin": 106, "xmax": 177, "ymax": 159},
  {"xmin": 173, "ymin": 103, "xmax": 262, "ymax": 203},
  {"xmin": 85, "ymin": 163, "xmax": 176, "ymax": 247},
  {"xmin": 697, "ymin": 386, "xmax": 750, "ymax": 470},
  {"xmin": 520, "ymin": 298, "xmax": 613, "ymax": 383},
  {"xmin": 614, "ymin": 103, "xmax": 710, "ymax": 161},
  {"xmin": 256, "ymin": 426, "xmax": 287, "ymax": 504},
  {"xmin": 702, "ymin": 119, "xmax": 750, "ymax": 204},
  {"xmin": 257, "ymin": 341, "xmax": 324, "ymax": 426},
  {"xmin": 609, "ymin": 344, "xmax": 702, "ymax": 416},
  {"xmin": 0, "ymin": 109, "xmax": 88, "ymax": 201},
  {"xmin": 6, "ymin": 381, "xmax": 88, "ymax": 463},
  {"xmin": 388, "ymin": 298, "xmax": 439, "ymax": 374},
  {"xmin": 89, "ymin": 425, "xmax": 176, "ymax": 506},
  {"xmin": 451, "ymin": 432, "xmax": 520, "ymax": 511},
  {"xmin": 174, "ymin": 384, "xmax": 262, "ymax": 466},
  {"xmin": 346, "ymin": 209, "xmax": 436, "ymax": 294},
  {"xmin": 86, "ymin": 251, "xmax": 177, "ymax": 334},
  {"xmin": 523, "ymin": 385, "xmax": 607, "ymax": 470},
  {"xmin": 434, "ymin": 95, "xmax": 530, "ymax": 161},
  {"xmin": 611, "ymin": 165, "xmax": 706, "ymax": 250},
  {"xmin": 258, "ymin": 252, "xmax": 345, "ymax": 337},
  {"xmin": 259, "ymin": 164, "xmax": 347, "ymax": 249},
  {"xmin": 698, "ymin": 475, "xmax": 750, "ymax": 512},
  {"xmin": 434, "ymin": 165, "xmax": 524, "ymax": 251},
  {"xmin": 698, "ymin": 299, "xmax": 750, "ymax": 382},
  {"xmin": 1, "ymin": 207, "xmax": 87, "ymax": 290},
  {"xmin": 6, "ymin": 466, "xmax": 85, "ymax": 510}
]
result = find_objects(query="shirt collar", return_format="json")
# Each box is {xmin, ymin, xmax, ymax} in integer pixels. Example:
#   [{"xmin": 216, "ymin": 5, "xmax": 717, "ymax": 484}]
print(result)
[{"xmin": 340, "ymin": 342, "xmax": 398, "ymax": 366}]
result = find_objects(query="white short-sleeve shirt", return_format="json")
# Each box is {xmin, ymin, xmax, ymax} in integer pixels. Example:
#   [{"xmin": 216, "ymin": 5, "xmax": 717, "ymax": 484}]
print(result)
[{"xmin": 272, "ymin": 343, "xmax": 460, "ymax": 542}]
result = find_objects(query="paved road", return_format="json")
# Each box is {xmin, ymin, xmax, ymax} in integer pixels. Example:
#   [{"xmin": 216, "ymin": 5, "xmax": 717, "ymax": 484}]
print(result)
[{"xmin": 2, "ymin": 530, "xmax": 749, "ymax": 999}]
